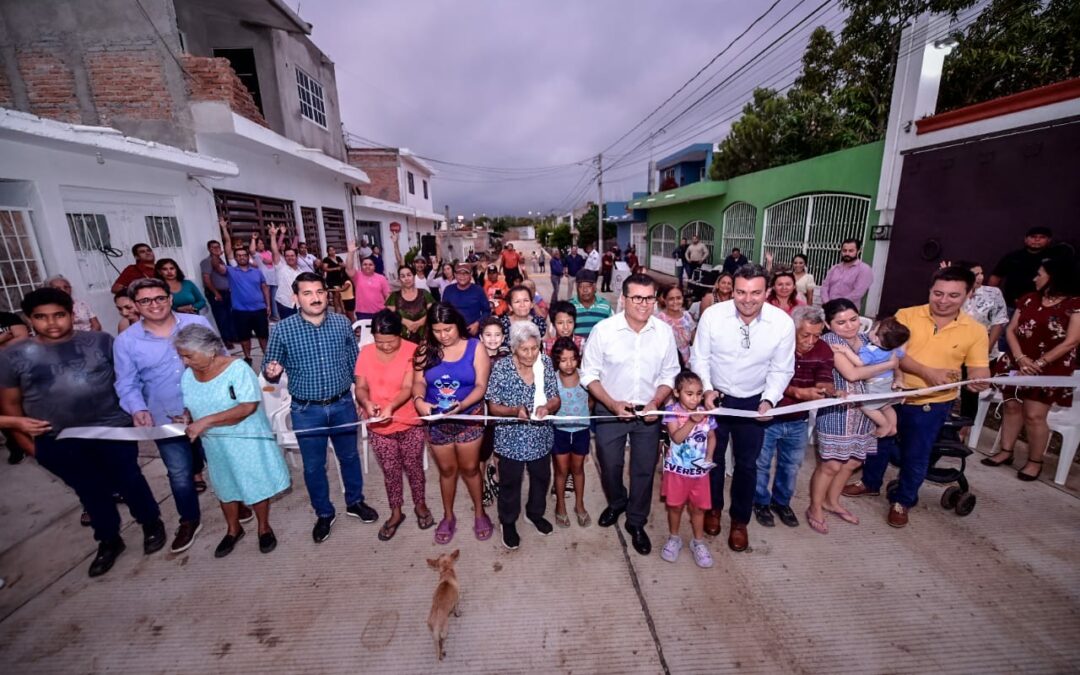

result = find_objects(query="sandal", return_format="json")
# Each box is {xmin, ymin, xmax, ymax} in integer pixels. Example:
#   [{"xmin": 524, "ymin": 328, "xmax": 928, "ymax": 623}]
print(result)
[
  {"xmin": 434, "ymin": 515, "xmax": 456, "ymax": 545},
  {"xmin": 474, "ymin": 513, "xmax": 494, "ymax": 541},
  {"xmin": 377, "ymin": 514, "xmax": 406, "ymax": 541},
  {"xmin": 194, "ymin": 479, "xmax": 208, "ymax": 494},
  {"xmin": 1017, "ymin": 459, "xmax": 1043, "ymax": 482},
  {"xmin": 415, "ymin": 508, "xmax": 435, "ymax": 530},
  {"xmin": 806, "ymin": 509, "xmax": 828, "ymax": 535},
  {"xmin": 575, "ymin": 510, "xmax": 591, "ymax": 528},
  {"xmin": 824, "ymin": 507, "xmax": 860, "ymax": 525},
  {"xmin": 981, "ymin": 449, "xmax": 1014, "ymax": 467},
  {"xmin": 554, "ymin": 511, "xmax": 571, "ymax": 528}
]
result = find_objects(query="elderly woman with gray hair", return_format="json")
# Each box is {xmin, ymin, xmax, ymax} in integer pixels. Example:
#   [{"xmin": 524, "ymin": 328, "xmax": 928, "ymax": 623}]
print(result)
[
  {"xmin": 46, "ymin": 275, "xmax": 101, "ymax": 331},
  {"xmin": 175, "ymin": 324, "xmax": 290, "ymax": 557},
  {"xmin": 752, "ymin": 305, "xmax": 837, "ymax": 530},
  {"xmin": 485, "ymin": 320, "xmax": 561, "ymax": 550}
]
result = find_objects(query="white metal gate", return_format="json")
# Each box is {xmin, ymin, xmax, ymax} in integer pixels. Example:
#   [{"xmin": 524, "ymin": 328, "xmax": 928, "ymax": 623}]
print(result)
[
  {"xmin": 0, "ymin": 207, "xmax": 46, "ymax": 314},
  {"xmin": 721, "ymin": 202, "xmax": 757, "ymax": 260},
  {"xmin": 648, "ymin": 223, "xmax": 677, "ymax": 275},
  {"xmin": 681, "ymin": 220, "xmax": 715, "ymax": 264},
  {"xmin": 762, "ymin": 194, "xmax": 870, "ymax": 280}
]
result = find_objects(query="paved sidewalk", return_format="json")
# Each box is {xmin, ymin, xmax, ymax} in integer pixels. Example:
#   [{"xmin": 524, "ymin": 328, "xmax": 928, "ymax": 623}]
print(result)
[{"xmin": 1, "ymin": 429, "xmax": 1078, "ymax": 673}]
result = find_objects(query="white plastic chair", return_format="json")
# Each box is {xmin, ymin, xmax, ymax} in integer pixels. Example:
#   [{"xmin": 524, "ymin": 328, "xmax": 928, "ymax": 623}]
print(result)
[
  {"xmin": 989, "ymin": 387, "xmax": 1080, "ymax": 486},
  {"xmin": 259, "ymin": 372, "xmax": 347, "ymax": 491},
  {"xmin": 352, "ymin": 319, "xmax": 374, "ymax": 348},
  {"xmin": 967, "ymin": 388, "xmax": 1002, "ymax": 450},
  {"xmin": 858, "ymin": 316, "xmax": 873, "ymax": 334}
]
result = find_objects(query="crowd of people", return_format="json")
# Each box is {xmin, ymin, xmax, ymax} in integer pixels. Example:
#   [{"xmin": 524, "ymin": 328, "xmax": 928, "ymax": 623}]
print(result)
[{"xmin": 0, "ymin": 222, "xmax": 1076, "ymax": 579}]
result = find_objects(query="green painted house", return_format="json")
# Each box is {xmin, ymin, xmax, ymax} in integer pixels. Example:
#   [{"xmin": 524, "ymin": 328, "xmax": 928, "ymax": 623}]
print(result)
[{"xmin": 631, "ymin": 141, "xmax": 885, "ymax": 286}]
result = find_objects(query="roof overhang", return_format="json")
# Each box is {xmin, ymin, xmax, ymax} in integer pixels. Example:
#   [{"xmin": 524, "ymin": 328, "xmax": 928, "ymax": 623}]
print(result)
[
  {"xmin": 353, "ymin": 194, "xmax": 445, "ymax": 222},
  {"xmin": 398, "ymin": 149, "xmax": 437, "ymax": 176},
  {"xmin": 191, "ymin": 102, "xmax": 369, "ymax": 184},
  {"xmin": 628, "ymin": 180, "xmax": 727, "ymax": 210},
  {"xmin": 0, "ymin": 107, "xmax": 238, "ymax": 177}
]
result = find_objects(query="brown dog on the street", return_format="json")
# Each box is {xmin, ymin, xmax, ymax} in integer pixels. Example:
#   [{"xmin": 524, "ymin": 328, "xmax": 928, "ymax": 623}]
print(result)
[{"xmin": 427, "ymin": 549, "xmax": 461, "ymax": 661}]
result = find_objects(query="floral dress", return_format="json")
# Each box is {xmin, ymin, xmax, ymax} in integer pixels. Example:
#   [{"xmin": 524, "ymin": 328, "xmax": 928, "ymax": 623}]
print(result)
[
  {"xmin": 655, "ymin": 310, "xmax": 696, "ymax": 364},
  {"xmin": 815, "ymin": 332, "xmax": 877, "ymax": 461},
  {"xmin": 386, "ymin": 288, "xmax": 435, "ymax": 342},
  {"xmin": 994, "ymin": 293, "xmax": 1080, "ymax": 406}
]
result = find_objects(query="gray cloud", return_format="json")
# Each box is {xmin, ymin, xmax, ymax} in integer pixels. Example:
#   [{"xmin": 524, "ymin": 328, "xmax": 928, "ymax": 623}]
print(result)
[{"xmin": 299, "ymin": 0, "xmax": 764, "ymax": 215}]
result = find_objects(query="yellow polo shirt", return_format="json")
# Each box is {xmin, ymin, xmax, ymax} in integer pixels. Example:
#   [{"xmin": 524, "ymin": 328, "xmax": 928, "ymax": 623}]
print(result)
[{"xmin": 896, "ymin": 305, "xmax": 989, "ymax": 404}]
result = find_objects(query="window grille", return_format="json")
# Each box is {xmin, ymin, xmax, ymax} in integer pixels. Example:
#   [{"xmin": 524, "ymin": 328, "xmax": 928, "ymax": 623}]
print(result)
[{"xmin": 295, "ymin": 67, "xmax": 327, "ymax": 127}]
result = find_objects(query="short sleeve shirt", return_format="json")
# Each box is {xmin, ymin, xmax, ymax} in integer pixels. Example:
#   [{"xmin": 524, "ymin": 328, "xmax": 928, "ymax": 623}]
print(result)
[
  {"xmin": 355, "ymin": 341, "xmax": 418, "ymax": 435},
  {"xmin": 895, "ymin": 305, "xmax": 989, "ymax": 404},
  {"xmin": 486, "ymin": 355, "xmax": 560, "ymax": 462},
  {"xmin": 226, "ymin": 264, "xmax": 266, "ymax": 311},
  {"xmin": 201, "ymin": 255, "xmax": 230, "ymax": 292},
  {"xmin": 0, "ymin": 332, "xmax": 132, "ymax": 435},
  {"xmin": 663, "ymin": 402, "xmax": 716, "ymax": 477}
]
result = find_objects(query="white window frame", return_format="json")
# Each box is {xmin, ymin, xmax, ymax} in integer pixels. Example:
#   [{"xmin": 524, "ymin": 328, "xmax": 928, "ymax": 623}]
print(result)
[
  {"xmin": 295, "ymin": 67, "xmax": 327, "ymax": 128},
  {"xmin": 648, "ymin": 222, "xmax": 677, "ymax": 275},
  {"xmin": 145, "ymin": 215, "xmax": 182, "ymax": 249},
  {"xmin": 0, "ymin": 208, "xmax": 47, "ymax": 314},
  {"xmin": 67, "ymin": 212, "xmax": 112, "ymax": 252}
]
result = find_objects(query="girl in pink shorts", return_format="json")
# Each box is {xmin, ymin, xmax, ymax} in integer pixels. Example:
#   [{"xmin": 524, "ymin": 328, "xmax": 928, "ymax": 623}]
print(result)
[{"xmin": 660, "ymin": 371, "xmax": 716, "ymax": 568}]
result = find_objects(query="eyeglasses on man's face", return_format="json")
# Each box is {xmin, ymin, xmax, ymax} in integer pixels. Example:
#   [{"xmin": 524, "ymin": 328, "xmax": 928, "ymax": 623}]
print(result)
[
  {"xmin": 625, "ymin": 295, "xmax": 656, "ymax": 305},
  {"xmin": 135, "ymin": 295, "xmax": 170, "ymax": 306}
]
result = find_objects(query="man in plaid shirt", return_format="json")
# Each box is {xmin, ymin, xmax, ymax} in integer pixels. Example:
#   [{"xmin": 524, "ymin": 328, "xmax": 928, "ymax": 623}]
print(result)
[{"xmin": 264, "ymin": 272, "xmax": 378, "ymax": 543}]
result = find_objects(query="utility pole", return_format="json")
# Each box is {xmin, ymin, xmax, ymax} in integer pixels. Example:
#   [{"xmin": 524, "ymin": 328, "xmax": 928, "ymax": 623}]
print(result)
[{"xmin": 596, "ymin": 153, "xmax": 604, "ymax": 250}]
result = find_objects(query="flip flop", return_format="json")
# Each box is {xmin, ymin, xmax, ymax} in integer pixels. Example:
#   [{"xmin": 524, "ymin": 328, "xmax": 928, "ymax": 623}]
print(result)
[
  {"xmin": 575, "ymin": 510, "xmax": 591, "ymax": 528},
  {"xmin": 194, "ymin": 479, "xmax": 208, "ymax": 494},
  {"xmin": 806, "ymin": 509, "xmax": 828, "ymax": 535},
  {"xmin": 415, "ymin": 508, "xmax": 435, "ymax": 530},
  {"xmin": 474, "ymin": 513, "xmax": 494, "ymax": 541},
  {"xmin": 377, "ymin": 514, "xmax": 406, "ymax": 541},
  {"xmin": 554, "ymin": 512, "xmax": 571, "ymax": 528},
  {"xmin": 434, "ymin": 516, "xmax": 456, "ymax": 545},
  {"xmin": 824, "ymin": 507, "xmax": 860, "ymax": 525}
]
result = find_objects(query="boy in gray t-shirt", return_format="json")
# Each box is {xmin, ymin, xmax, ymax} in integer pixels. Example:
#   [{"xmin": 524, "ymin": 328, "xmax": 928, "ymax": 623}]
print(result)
[{"xmin": 0, "ymin": 288, "xmax": 165, "ymax": 577}]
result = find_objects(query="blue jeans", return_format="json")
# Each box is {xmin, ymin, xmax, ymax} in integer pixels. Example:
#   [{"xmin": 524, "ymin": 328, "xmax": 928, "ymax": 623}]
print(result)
[
  {"xmin": 291, "ymin": 396, "xmax": 365, "ymax": 518},
  {"xmin": 754, "ymin": 418, "xmax": 808, "ymax": 508},
  {"xmin": 36, "ymin": 436, "xmax": 161, "ymax": 542},
  {"xmin": 156, "ymin": 436, "xmax": 202, "ymax": 523},
  {"xmin": 269, "ymin": 285, "xmax": 279, "ymax": 319},
  {"xmin": 208, "ymin": 290, "xmax": 235, "ymax": 343},
  {"xmin": 861, "ymin": 402, "xmax": 952, "ymax": 508}
]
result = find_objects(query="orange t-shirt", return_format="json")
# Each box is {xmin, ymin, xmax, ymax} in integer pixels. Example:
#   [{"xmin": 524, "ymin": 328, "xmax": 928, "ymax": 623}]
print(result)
[
  {"xmin": 485, "ymin": 278, "xmax": 509, "ymax": 315},
  {"xmin": 354, "ymin": 340, "xmax": 419, "ymax": 435},
  {"xmin": 501, "ymin": 250, "xmax": 519, "ymax": 269}
]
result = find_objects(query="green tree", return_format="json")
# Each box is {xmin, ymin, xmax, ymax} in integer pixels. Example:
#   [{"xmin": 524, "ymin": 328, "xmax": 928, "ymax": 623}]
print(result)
[
  {"xmin": 938, "ymin": 0, "xmax": 1080, "ymax": 111},
  {"xmin": 575, "ymin": 203, "xmax": 599, "ymax": 248}
]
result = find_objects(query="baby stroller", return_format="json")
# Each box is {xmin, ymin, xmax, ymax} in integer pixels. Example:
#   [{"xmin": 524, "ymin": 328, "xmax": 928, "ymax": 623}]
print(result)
[{"xmin": 886, "ymin": 415, "xmax": 977, "ymax": 516}]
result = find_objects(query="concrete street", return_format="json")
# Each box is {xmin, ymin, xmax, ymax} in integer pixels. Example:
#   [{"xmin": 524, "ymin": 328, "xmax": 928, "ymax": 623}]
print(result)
[{"xmin": 0, "ymin": 247, "xmax": 1077, "ymax": 673}]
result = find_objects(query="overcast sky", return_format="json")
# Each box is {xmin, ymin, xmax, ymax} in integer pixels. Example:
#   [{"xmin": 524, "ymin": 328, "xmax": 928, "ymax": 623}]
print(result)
[{"xmin": 298, "ymin": 0, "xmax": 815, "ymax": 217}]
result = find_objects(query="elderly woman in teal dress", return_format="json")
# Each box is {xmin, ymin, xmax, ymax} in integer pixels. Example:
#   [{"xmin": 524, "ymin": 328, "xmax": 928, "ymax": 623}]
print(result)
[{"xmin": 176, "ymin": 324, "xmax": 290, "ymax": 558}]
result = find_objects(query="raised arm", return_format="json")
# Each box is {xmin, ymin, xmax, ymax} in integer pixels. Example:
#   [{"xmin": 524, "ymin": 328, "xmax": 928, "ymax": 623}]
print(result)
[{"xmin": 269, "ymin": 223, "xmax": 282, "ymax": 266}]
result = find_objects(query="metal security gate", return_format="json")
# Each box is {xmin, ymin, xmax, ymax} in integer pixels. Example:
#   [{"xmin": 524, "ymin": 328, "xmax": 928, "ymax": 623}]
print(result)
[
  {"xmin": 721, "ymin": 202, "xmax": 757, "ymax": 260},
  {"xmin": 214, "ymin": 189, "xmax": 297, "ymax": 244},
  {"xmin": 648, "ymin": 223, "xmax": 677, "ymax": 275},
  {"xmin": 762, "ymin": 194, "xmax": 870, "ymax": 280},
  {"xmin": 681, "ymin": 220, "xmax": 715, "ymax": 264},
  {"xmin": 321, "ymin": 207, "xmax": 346, "ymax": 254}
]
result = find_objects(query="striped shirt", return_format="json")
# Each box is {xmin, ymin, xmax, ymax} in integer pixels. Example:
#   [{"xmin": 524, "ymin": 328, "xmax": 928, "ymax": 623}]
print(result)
[
  {"xmin": 264, "ymin": 312, "xmax": 358, "ymax": 401},
  {"xmin": 570, "ymin": 296, "xmax": 613, "ymax": 340}
]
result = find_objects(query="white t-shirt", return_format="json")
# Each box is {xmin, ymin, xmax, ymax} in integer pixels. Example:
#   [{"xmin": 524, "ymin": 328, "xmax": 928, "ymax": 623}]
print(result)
[{"xmin": 273, "ymin": 260, "xmax": 304, "ymax": 307}]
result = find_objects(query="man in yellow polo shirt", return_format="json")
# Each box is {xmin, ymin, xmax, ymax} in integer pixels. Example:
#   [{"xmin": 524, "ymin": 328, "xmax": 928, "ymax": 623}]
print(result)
[{"xmin": 844, "ymin": 266, "xmax": 990, "ymax": 528}]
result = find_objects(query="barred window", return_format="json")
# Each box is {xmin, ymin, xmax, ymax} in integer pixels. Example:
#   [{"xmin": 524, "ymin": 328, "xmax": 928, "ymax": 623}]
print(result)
[
  {"xmin": 295, "ymin": 67, "xmax": 327, "ymax": 128},
  {"xmin": 145, "ymin": 215, "xmax": 182, "ymax": 248},
  {"xmin": 66, "ymin": 213, "xmax": 111, "ymax": 252}
]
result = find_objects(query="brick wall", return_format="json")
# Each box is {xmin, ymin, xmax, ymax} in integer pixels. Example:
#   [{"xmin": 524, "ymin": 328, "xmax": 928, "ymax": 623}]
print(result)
[
  {"xmin": 85, "ymin": 47, "xmax": 173, "ymax": 125},
  {"xmin": 16, "ymin": 48, "xmax": 80, "ymax": 123},
  {"xmin": 347, "ymin": 149, "xmax": 400, "ymax": 202},
  {"xmin": 0, "ymin": 66, "xmax": 12, "ymax": 108},
  {"xmin": 182, "ymin": 55, "xmax": 268, "ymax": 128}
]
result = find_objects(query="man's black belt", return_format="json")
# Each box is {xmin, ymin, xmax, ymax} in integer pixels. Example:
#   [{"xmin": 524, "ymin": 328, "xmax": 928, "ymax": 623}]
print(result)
[{"xmin": 292, "ymin": 390, "xmax": 351, "ymax": 406}]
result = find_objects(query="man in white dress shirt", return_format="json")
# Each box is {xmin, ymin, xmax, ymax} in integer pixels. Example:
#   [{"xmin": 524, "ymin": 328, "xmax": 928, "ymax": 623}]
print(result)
[
  {"xmin": 584, "ymin": 243, "xmax": 601, "ymax": 273},
  {"xmin": 690, "ymin": 263, "xmax": 794, "ymax": 552},
  {"xmin": 581, "ymin": 273, "xmax": 680, "ymax": 556}
]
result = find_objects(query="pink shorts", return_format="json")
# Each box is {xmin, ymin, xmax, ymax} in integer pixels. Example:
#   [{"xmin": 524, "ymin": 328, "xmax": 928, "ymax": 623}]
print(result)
[{"xmin": 662, "ymin": 472, "xmax": 711, "ymax": 510}]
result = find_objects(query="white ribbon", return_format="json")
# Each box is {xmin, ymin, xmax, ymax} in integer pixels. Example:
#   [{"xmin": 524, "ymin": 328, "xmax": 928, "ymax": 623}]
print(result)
[{"xmin": 56, "ymin": 375, "xmax": 1078, "ymax": 441}]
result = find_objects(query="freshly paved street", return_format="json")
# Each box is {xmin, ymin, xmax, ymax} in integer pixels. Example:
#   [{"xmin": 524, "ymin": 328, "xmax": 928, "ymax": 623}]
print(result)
[{"xmin": 0, "ymin": 252, "xmax": 1077, "ymax": 673}]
